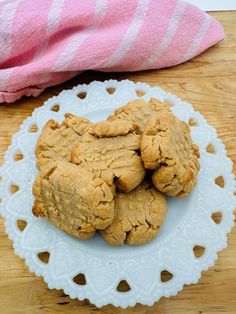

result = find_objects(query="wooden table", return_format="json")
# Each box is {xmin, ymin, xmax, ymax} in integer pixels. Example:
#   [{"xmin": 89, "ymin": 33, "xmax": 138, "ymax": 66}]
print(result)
[{"xmin": 0, "ymin": 11, "xmax": 235, "ymax": 314}]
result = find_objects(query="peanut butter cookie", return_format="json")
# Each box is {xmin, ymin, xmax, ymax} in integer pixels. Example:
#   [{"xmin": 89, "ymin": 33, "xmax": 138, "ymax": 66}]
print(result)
[
  {"xmin": 32, "ymin": 161, "xmax": 114, "ymax": 239},
  {"xmin": 71, "ymin": 120, "xmax": 145, "ymax": 193},
  {"xmin": 108, "ymin": 98, "xmax": 170, "ymax": 131},
  {"xmin": 35, "ymin": 114, "xmax": 93, "ymax": 170},
  {"xmin": 141, "ymin": 112, "xmax": 200, "ymax": 197},
  {"xmin": 101, "ymin": 181, "xmax": 167, "ymax": 245}
]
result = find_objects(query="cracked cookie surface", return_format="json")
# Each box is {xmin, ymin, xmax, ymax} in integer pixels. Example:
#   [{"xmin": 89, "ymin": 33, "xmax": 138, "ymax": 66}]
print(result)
[
  {"xmin": 71, "ymin": 120, "xmax": 145, "ymax": 193},
  {"xmin": 101, "ymin": 181, "xmax": 167, "ymax": 245},
  {"xmin": 32, "ymin": 161, "xmax": 114, "ymax": 239},
  {"xmin": 108, "ymin": 98, "xmax": 170, "ymax": 132},
  {"xmin": 141, "ymin": 112, "xmax": 200, "ymax": 197},
  {"xmin": 35, "ymin": 114, "xmax": 93, "ymax": 170}
]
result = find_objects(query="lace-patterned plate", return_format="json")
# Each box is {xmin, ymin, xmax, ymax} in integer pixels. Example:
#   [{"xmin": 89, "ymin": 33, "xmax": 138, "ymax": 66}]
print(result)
[{"xmin": 0, "ymin": 80, "xmax": 235, "ymax": 308}]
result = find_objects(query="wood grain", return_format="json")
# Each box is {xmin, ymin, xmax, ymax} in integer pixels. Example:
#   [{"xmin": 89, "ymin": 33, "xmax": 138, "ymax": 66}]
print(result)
[{"xmin": 0, "ymin": 11, "xmax": 236, "ymax": 314}]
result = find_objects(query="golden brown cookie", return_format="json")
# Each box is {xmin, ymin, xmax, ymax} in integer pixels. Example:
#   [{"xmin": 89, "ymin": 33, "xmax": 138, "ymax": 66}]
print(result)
[
  {"xmin": 108, "ymin": 98, "xmax": 170, "ymax": 132},
  {"xmin": 35, "ymin": 114, "xmax": 93, "ymax": 170},
  {"xmin": 141, "ymin": 112, "xmax": 200, "ymax": 197},
  {"xmin": 71, "ymin": 120, "xmax": 145, "ymax": 193},
  {"xmin": 32, "ymin": 161, "xmax": 114, "ymax": 239},
  {"xmin": 101, "ymin": 182, "xmax": 167, "ymax": 246}
]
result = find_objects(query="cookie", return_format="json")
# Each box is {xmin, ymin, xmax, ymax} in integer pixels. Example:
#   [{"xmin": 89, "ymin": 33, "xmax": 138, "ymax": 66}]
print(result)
[
  {"xmin": 141, "ymin": 112, "xmax": 200, "ymax": 197},
  {"xmin": 35, "ymin": 114, "xmax": 93, "ymax": 170},
  {"xmin": 71, "ymin": 119, "xmax": 145, "ymax": 193},
  {"xmin": 101, "ymin": 182, "xmax": 167, "ymax": 245},
  {"xmin": 32, "ymin": 161, "xmax": 114, "ymax": 239},
  {"xmin": 108, "ymin": 98, "xmax": 170, "ymax": 132}
]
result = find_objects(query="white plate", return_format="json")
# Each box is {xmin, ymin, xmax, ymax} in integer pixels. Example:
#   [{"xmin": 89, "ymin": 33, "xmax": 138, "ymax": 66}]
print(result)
[{"xmin": 0, "ymin": 80, "xmax": 235, "ymax": 308}]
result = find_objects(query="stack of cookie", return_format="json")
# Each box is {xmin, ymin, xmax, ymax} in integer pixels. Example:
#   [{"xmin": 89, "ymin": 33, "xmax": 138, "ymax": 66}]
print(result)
[{"xmin": 32, "ymin": 98, "xmax": 200, "ymax": 246}]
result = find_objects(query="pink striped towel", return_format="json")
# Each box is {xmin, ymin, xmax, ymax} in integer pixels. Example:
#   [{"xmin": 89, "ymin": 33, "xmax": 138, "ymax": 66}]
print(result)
[{"xmin": 0, "ymin": 0, "xmax": 224, "ymax": 103}]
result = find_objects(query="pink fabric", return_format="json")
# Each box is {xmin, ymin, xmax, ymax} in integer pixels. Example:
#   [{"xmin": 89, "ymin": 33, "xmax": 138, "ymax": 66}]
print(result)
[{"xmin": 0, "ymin": 0, "xmax": 224, "ymax": 103}]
